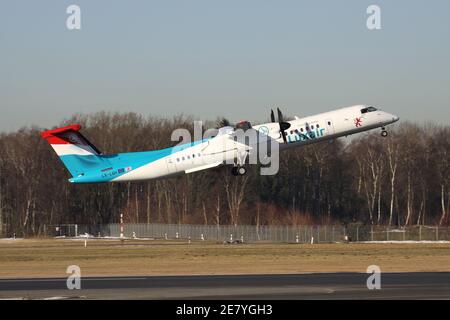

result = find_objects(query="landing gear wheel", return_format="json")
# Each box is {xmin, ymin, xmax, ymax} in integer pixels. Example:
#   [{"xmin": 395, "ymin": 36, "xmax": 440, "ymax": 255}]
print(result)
[
  {"xmin": 237, "ymin": 166, "xmax": 247, "ymax": 176},
  {"xmin": 381, "ymin": 130, "xmax": 388, "ymax": 137},
  {"xmin": 231, "ymin": 166, "xmax": 247, "ymax": 176}
]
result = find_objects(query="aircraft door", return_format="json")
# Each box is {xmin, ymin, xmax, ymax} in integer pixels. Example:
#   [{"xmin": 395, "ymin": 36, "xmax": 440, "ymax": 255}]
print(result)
[
  {"xmin": 166, "ymin": 157, "xmax": 177, "ymax": 174},
  {"xmin": 325, "ymin": 119, "xmax": 335, "ymax": 136}
]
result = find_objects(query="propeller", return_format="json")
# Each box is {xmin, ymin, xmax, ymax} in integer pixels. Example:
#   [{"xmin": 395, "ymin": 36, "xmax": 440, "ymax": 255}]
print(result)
[{"xmin": 270, "ymin": 107, "xmax": 291, "ymax": 143}]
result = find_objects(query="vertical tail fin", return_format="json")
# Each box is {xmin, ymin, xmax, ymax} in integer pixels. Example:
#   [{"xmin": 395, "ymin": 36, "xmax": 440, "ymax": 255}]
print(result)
[{"xmin": 41, "ymin": 124, "xmax": 107, "ymax": 177}]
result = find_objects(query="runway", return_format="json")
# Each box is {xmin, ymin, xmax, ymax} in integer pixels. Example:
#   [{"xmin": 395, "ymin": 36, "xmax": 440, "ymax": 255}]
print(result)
[{"xmin": 1, "ymin": 273, "xmax": 449, "ymax": 299}]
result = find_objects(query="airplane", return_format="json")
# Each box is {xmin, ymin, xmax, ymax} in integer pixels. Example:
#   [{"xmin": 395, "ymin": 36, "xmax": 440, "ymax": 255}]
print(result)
[{"xmin": 41, "ymin": 105, "xmax": 399, "ymax": 183}]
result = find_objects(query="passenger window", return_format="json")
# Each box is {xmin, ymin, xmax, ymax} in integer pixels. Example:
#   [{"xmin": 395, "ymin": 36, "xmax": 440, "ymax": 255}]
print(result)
[
  {"xmin": 192, "ymin": 154, "xmax": 195, "ymax": 158},
  {"xmin": 328, "ymin": 121, "xmax": 331, "ymax": 126},
  {"xmin": 300, "ymin": 128, "xmax": 304, "ymax": 132},
  {"xmin": 198, "ymin": 153, "xmax": 201, "ymax": 157},
  {"xmin": 182, "ymin": 157, "xmax": 185, "ymax": 161},
  {"xmin": 177, "ymin": 158, "xmax": 180, "ymax": 162},
  {"xmin": 316, "ymin": 124, "xmax": 320, "ymax": 128}
]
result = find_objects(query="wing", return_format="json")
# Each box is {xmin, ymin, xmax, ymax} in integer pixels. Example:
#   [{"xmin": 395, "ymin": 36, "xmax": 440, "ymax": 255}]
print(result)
[{"xmin": 184, "ymin": 161, "xmax": 224, "ymax": 174}]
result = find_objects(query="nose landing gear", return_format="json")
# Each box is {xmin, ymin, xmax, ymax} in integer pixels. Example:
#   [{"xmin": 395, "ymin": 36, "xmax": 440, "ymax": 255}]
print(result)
[{"xmin": 381, "ymin": 127, "xmax": 388, "ymax": 137}]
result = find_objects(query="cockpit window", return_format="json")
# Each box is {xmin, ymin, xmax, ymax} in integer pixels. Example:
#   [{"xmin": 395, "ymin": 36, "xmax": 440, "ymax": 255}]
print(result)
[{"xmin": 361, "ymin": 106, "xmax": 378, "ymax": 114}]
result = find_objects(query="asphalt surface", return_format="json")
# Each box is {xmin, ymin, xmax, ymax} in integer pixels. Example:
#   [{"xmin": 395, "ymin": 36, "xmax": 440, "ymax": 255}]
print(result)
[{"xmin": 0, "ymin": 273, "xmax": 449, "ymax": 299}]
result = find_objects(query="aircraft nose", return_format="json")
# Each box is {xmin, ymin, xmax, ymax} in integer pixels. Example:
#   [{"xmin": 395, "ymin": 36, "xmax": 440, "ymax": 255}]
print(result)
[{"xmin": 393, "ymin": 115, "xmax": 400, "ymax": 122}]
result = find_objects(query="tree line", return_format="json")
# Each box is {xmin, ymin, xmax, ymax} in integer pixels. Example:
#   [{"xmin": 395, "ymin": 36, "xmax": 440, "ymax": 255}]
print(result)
[{"xmin": 0, "ymin": 112, "xmax": 448, "ymax": 236}]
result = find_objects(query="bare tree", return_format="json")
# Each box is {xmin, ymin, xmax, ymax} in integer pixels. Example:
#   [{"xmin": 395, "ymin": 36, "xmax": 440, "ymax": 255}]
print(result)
[
  {"xmin": 224, "ymin": 172, "xmax": 249, "ymax": 226},
  {"xmin": 0, "ymin": 160, "xmax": 4, "ymax": 237},
  {"xmin": 358, "ymin": 140, "xmax": 384, "ymax": 224},
  {"xmin": 386, "ymin": 135, "xmax": 398, "ymax": 225},
  {"xmin": 435, "ymin": 128, "xmax": 449, "ymax": 225},
  {"xmin": 146, "ymin": 182, "xmax": 152, "ymax": 224},
  {"xmin": 201, "ymin": 201, "xmax": 208, "ymax": 225}
]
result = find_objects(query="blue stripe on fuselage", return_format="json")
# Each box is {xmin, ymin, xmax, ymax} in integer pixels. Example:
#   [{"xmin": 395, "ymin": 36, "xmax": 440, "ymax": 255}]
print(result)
[{"xmin": 62, "ymin": 139, "xmax": 208, "ymax": 183}]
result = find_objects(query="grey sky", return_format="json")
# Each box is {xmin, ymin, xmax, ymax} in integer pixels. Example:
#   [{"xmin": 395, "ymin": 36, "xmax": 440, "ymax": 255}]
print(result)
[{"xmin": 0, "ymin": 0, "xmax": 449, "ymax": 132}]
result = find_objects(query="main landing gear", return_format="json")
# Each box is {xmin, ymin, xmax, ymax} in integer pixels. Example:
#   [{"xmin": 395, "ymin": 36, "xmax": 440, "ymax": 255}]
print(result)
[
  {"xmin": 231, "ymin": 166, "xmax": 247, "ymax": 176},
  {"xmin": 381, "ymin": 127, "xmax": 388, "ymax": 137},
  {"xmin": 232, "ymin": 152, "xmax": 248, "ymax": 176}
]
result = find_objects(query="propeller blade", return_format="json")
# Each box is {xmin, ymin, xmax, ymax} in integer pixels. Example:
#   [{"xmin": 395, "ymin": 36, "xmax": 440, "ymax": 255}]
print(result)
[
  {"xmin": 277, "ymin": 108, "xmax": 283, "ymax": 123},
  {"xmin": 270, "ymin": 109, "xmax": 275, "ymax": 123},
  {"xmin": 276, "ymin": 107, "xmax": 291, "ymax": 143}
]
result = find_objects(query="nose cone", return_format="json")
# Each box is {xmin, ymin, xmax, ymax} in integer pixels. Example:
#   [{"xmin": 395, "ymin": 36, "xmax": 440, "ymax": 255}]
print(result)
[{"xmin": 393, "ymin": 115, "xmax": 400, "ymax": 122}]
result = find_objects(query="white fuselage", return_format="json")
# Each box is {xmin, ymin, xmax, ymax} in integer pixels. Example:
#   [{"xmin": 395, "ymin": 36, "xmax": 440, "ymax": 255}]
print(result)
[{"xmin": 112, "ymin": 105, "xmax": 399, "ymax": 182}]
